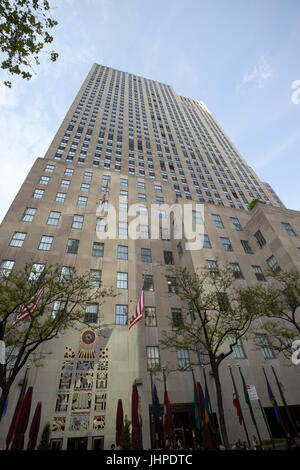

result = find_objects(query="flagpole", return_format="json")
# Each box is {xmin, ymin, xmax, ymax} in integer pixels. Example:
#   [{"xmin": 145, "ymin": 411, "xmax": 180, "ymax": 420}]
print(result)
[
  {"xmin": 5, "ymin": 365, "xmax": 29, "ymax": 449},
  {"xmin": 149, "ymin": 370, "xmax": 156, "ymax": 448},
  {"xmin": 229, "ymin": 366, "xmax": 251, "ymax": 447},
  {"xmin": 262, "ymin": 367, "xmax": 288, "ymax": 436},
  {"xmin": 191, "ymin": 368, "xmax": 202, "ymax": 449},
  {"xmin": 271, "ymin": 366, "xmax": 297, "ymax": 435},
  {"xmin": 202, "ymin": 365, "xmax": 217, "ymax": 447},
  {"xmin": 257, "ymin": 398, "xmax": 275, "ymax": 449},
  {"xmin": 238, "ymin": 367, "xmax": 262, "ymax": 444}
]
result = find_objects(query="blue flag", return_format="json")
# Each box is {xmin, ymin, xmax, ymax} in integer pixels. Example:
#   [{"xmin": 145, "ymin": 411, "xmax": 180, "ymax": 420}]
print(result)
[
  {"xmin": 266, "ymin": 379, "xmax": 281, "ymax": 423},
  {"xmin": 153, "ymin": 384, "xmax": 163, "ymax": 435}
]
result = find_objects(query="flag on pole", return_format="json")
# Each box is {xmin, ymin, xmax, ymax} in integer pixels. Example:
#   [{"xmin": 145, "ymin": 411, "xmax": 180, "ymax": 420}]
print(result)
[
  {"xmin": 193, "ymin": 380, "xmax": 201, "ymax": 431},
  {"xmin": 129, "ymin": 286, "xmax": 144, "ymax": 330},
  {"xmin": 12, "ymin": 288, "xmax": 44, "ymax": 327},
  {"xmin": 99, "ymin": 182, "xmax": 108, "ymax": 216},
  {"xmin": 265, "ymin": 375, "xmax": 281, "ymax": 423},
  {"xmin": 6, "ymin": 369, "xmax": 29, "ymax": 449},
  {"xmin": 163, "ymin": 372, "xmax": 175, "ymax": 442},
  {"xmin": 153, "ymin": 384, "xmax": 163, "ymax": 436},
  {"xmin": 204, "ymin": 383, "xmax": 211, "ymax": 426},
  {"xmin": 233, "ymin": 390, "xmax": 243, "ymax": 425}
]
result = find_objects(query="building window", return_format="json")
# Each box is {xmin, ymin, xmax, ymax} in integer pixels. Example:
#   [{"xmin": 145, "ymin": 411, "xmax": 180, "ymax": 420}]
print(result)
[
  {"xmin": 217, "ymin": 292, "xmax": 231, "ymax": 314},
  {"xmin": 241, "ymin": 240, "xmax": 253, "ymax": 254},
  {"xmin": 138, "ymin": 181, "xmax": 145, "ymax": 190},
  {"xmin": 45, "ymin": 164, "xmax": 55, "ymax": 173},
  {"xmin": 29, "ymin": 263, "xmax": 46, "ymax": 281},
  {"xmin": 230, "ymin": 217, "xmax": 242, "ymax": 231},
  {"xmin": 117, "ymin": 272, "xmax": 128, "ymax": 289},
  {"xmin": 146, "ymin": 346, "xmax": 161, "ymax": 371},
  {"xmin": 254, "ymin": 230, "xmax": 266, "ymax": 248},
  {"xmin": 96, "ymin": 218, "xmax": 107, "ymax": 233},
  {"xmin": 145, "ymin": 307, "xmax": 157, "ymax": 327},
  {"xmin": 21, "ymin": 207, "xmax": 36, "ymax": 222},
  {"xmin": 143, "ymin": 274, "xmax": 154, "ymax": 291},
  {"xmin": 84, "ymin": 171, "xmax": 93, "ymax": 180},
  {"xmin": 118, "ymin": 221, "xmax": 128, "ymax": 237},
  {"xmin": 115, "ymin": 305, "xmax": 128, "ymax": 325},
  {"xmin": 229, "ymin": 263, "xmax": 244, "ymax": 279},
  {"xmin": 39, "ymin": 176, "xmax": 50, "ymax": 185},
  {"xmin": 77, "ymin": 196, "xmax": 88, "ymax": 206},
  {"xmin": 266, "ymin": 255, "xmax": 280, "ymax": 272},
  {"xmin": 257, "ymin": 334, "xmax": 275, "ymax": 359},
  {"xmin": 0, "ymin": 260, "xmax": 15, "ymax": 277},
  {"xmin": 56, "ymin": 192, "xmax": 66, "ymax": 203},
  {"xmin": 140, "ymin": 224, "xmax": 149, "ymax": 239},
  {"xmin": 38, "ymin": 235, "xmax": 53, "ymax": 251},
  {"xmin": 167, "ymin": 277, "xmax": 177, "ymax": 294},
  {"xmin": 60, "ymin": 180, "xmax": 70, "ymax": 189},
  {"xmin": 206, "ymin": 260, "xmax": 219, "ymax": 276},
  {"xmin": 252, "ymin": 265, "xmax": 266, "ymax": 281},
  {"xmin": 141, "ymin": 248, "xmax": 152, "ymax": 263},
  {"xmin": 60, "ymin": 266, "xmax": 74, "ymax": 282},
  {"xmin": 120, "ymin": 189, "xmax": 128, "ymax": 199},
  {"xmin": 177, "ymin": 349, "xmax": 190, "ymax": 369},
  {"xmin": 92, "ymin": 242, "xmax": 104, "ymax": 257},
  {"xmin": 282, "ymin": 222, "xmax": 296, "ymax": 237},
  {"xmin": 89, "ymin": 269, "xmax": 102, "ymax": 287},
  {"xmin": 9, "ymin": 232, "xmax": 26, "ymax": 248},
  {"xmin": 228, "ymin": 335, "xmax": 247, "ymax": 359},
  {"xmin": 52, "ymin": 300, "xmax": 67, "ymax": 319},
  {"xmin": 192, "ymin": 210, "xmax": 203, "ymax": 224},
  {"xmin": 84, "ymin": 303, "xmax": 99, "ymax": 323},
  {"xmin": 156, "ymin": 196, "xmax": 164, "ymax": 205},
  {"xmin": 220, "ymin": 237, "xmax": 233, "ymax": 251},
  {"xmin": 81, "ymin": 183, "xmax": 90, "ymax": 192},
  {"xmin": 66, "ymin": 239, "xmax": 79, "ymax": 254},
  {"xmin": 47, "ymin": 211, "xmax": 61, "ymax": 226},
  {"xmin": 154, "ymin": 184, "xmax": 162, "ymax": 193},
  {"xmin": 33, "ymin": 188, "xmax": 44, "ymax": 199},
  {"xmin": 200, "ymin": 234, "xmax": 212, "ymax": 248},
  {"xmin": 72, "ymin": 214, "xmax": 84, "ymax": 229},
  {"xmin": 120, "ymin": 178, "xmax": 128, "ymax": 187},
  {"xmin": 163, "ymin": 251, "xmax": 174, "ymax": 265},
  {"xmin": 119, "ymin": 202, "xmax": 128, "ymax": 213},
  {"xmin": 116, "ymin": 245, "xmax": 127, "ymax": 260},
  {"xmin": 171, "ymin": 308, "xmax": 183, "ymax": 327},
  {"xmin": 65, "ymin": 168, "xmax": 74, "ymax": 177},
  {"xmin": 138, "ymin": 193, "xmax": 146, "ymax": 202},
  {"xmin": 212, "ymin": 214, "xmax": 224, "ymax": 228}
]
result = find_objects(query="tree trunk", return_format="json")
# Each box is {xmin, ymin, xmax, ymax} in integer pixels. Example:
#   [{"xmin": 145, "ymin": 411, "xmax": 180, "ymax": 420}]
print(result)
[
  {"xmin": 212, "ymin": 364, "xmax": 230, "ymax": 449},
  {"xmin": 0, "ymin": 386, "xmax": 10, "ymax": 422}
]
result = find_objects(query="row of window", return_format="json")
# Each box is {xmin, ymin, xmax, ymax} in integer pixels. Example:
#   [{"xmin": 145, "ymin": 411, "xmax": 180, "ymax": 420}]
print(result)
[{"xmin": 146, "ymin": 332, "xmax": 279, "ymax": 371}]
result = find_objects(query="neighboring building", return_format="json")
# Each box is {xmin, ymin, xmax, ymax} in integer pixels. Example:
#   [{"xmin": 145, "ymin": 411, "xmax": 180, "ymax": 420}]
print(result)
[
  {"xmin": 0, "ymin": 63, "xmax": 299, "ymax": 450},
  {"xmin": 263, "ymin": 181, "xmax": 286, "ymax": 208}
]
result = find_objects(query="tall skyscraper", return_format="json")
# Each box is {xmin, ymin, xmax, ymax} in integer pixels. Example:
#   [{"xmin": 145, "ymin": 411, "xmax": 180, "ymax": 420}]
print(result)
[{"xmin": 0, "ymin": 63, "xmax": 299, "ymax": 450}]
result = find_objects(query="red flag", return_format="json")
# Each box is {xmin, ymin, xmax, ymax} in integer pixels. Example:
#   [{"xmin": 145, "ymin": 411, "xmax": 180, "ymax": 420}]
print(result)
[
  {"xmin": 6, "ymin": 372, "xmax": 28, "ymax": 449},
  {"xmin": 129, "ymin": 288, "xmax": 144, "ymax": 330},
  {"xmin": 163, "ymin": 373, "xmax": 175, "ymax": 441},
  {"xmin": 233, "ymin": 391, "xmax": 243, "ymax": 425},
  {"xmin": 12, "ymin": 288, "xmax": 43, "ymax": 326},
  {"xmin": 131, "ymin": 384, "xmax": 142, "ymax": 450}
]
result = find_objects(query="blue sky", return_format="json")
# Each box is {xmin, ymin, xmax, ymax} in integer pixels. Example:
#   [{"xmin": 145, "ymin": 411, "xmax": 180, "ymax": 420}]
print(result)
[{"xmin": 0, "ymin": 0, "xmax": 300, "ymax": 222}]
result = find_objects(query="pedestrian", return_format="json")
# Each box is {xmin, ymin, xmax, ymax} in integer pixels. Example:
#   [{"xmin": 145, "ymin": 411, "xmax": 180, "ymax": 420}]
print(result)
[
  {"xmin": 176, "ymin": 439, "xmax": 184, "ymax": 450},
  {"xmin": 110, "ymin": 443, "xmax": 116, "ymax": 450},
  {"xmin": 252, "ymin": 435, "xmax": 263, "ymax": 450},
  {"xmin": 286, "ymin": 433, "xmax": 299, "ymax": 451},
  {"xmin": 295, "ymin": 420, "xmax": 300, "ymax": 438}
]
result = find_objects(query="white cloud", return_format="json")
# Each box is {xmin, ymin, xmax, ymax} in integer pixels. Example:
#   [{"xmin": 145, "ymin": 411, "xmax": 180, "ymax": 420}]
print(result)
[{"xmin": 238, "ymin": 56, "xmax": 273, "ymax": 89}]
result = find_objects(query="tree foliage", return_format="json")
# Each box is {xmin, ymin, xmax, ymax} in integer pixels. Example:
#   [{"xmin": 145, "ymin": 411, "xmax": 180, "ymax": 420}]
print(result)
[
  {"xmin": 37, "ymin": 422, "xmax": 51, "ymax": 450},
  {"xmin": 160, "ymin": 266, "xmax": 259, "ymax": 448},
  {"xmin": 0, "ymin": 262, "xmax": 115, "ymax": 419},
  {"xmin": 0, "ymin": 0, "xmax": 58, "ymax": 87},
  {"xmin": 239, "ymin": 269, "xmax": 300, "ymax": 356}
]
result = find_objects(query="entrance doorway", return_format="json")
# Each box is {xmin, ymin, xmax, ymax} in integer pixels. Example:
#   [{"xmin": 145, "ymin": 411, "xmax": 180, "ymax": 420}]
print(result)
[{"xmin": 67, "ymin": 437, "xmax": 88, "ymax": 450}]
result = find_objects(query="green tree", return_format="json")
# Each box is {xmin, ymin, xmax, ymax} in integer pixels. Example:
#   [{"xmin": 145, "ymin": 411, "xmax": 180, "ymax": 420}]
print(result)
[
  {"xmin": 0, "ymin": 262, "xmax": 115, "ymax": 420},
  {"xmin": 120, "ymin": 417, "xmax": 131, "ymax": 450},
  {"xmin": 0, "ymin": 0, "xmax": 58, "ymax": 87},
  {"xmin": 37, "ymin": 422, "xmax": 51, "ymax": 450},
  {"xmin": 239, "ymin": 269, "xmax": 300, "ymax": 357},
  {"xmin": 159, "ymin": 266, "xmax": 258, "ymax": 449}
]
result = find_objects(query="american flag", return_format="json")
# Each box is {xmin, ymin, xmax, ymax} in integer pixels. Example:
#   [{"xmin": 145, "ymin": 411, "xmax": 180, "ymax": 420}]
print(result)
[
  {"xmin": 12, "ymin": 288, "xmax": 44, "ymax": 327},
  {"xmin": 129, "ymin": 287, "xmax": 144, "ymax": 330},
  {"xmin": 99, "ymin": 182, "xmax": 108, "ymax": 215}
]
